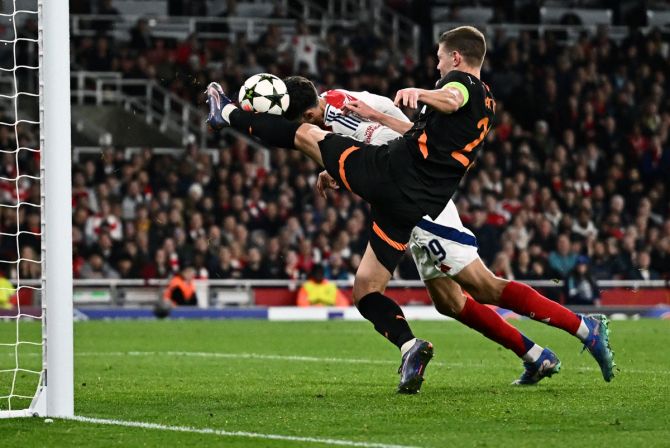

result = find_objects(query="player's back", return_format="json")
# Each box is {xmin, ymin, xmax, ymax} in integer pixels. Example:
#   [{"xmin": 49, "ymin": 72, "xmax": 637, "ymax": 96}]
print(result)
[
  {"xmin": 389, "ymin": 70, "xmax": 496, "ymax": 219},
  {"xmin": 321, "ymin": 89, "xmax": 409, "ymax": 145}
]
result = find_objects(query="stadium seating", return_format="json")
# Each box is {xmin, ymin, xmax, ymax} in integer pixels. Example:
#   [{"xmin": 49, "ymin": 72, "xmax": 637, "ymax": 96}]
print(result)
[{"xmin": 5, "ymin": 3, "xmax": 670, "ymax": 303}]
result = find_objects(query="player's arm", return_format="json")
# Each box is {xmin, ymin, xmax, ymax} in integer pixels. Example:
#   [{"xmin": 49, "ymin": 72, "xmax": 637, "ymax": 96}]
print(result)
[
  {"xmin": 343, "ymin": 100, "xmax": 413, "ymax": 135},
  {"xmin": 394, "ymin": 85, "xmax": 466, "ymax": 114}
]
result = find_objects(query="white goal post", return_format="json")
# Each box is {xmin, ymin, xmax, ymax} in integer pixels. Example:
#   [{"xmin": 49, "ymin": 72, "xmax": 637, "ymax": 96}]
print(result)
[{"xmin": 0, "ymin": 0, "xmax": 73, "ymax": 418}]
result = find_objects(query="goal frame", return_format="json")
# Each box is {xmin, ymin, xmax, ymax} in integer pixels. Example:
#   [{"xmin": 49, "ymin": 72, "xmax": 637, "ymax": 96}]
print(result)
[{"xmin": 0, "ymin": 0, "xmax": 73, "ymax": 418}]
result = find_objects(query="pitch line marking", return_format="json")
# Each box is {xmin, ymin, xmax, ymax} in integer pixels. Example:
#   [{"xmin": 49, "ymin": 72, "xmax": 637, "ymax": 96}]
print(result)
[
  {"xmin": 72, "ymin": 351, "xmax": 670, "ymax": 375},
  {"xmin": 75, "ymin": 350, "xmax": 449, "ymax": 367},
  {"xmin": 66, "ymin": 415, "xmax": 421, "ymax": 448},
  {"xmin": 9, "ymin": 350, "xmax": 670, "ymax": 375}
]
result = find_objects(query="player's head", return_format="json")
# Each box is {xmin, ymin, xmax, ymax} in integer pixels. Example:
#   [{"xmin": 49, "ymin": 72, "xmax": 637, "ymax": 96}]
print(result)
[
  {"xmin": 437, "ymin": 26, "xmax": 486, "ymax": 77},
  {"xmin": 283, "ymin": 76, "xmax": 323, "ymax": 125}
]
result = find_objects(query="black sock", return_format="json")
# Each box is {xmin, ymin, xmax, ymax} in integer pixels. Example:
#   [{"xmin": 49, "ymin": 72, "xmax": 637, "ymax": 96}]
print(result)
[
  {"xmin": 229, "ymin": 108, "xmax": 301, "ymax": 149},
  {"xmin": 357, "ymin": 292, "xmax": 415, "ymax": 349}
]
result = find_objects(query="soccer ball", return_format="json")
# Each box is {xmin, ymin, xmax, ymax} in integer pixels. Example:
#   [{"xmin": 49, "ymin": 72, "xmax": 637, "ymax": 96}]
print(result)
[{"xmin": 238, "ymin": 73, "xmax": 290, "ymax": 115}]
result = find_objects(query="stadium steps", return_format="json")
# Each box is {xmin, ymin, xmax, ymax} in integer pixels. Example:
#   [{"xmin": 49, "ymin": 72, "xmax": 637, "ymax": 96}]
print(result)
[{"xmin": 71, "ymin": 105, "xmax": 180, "ymax": 147}]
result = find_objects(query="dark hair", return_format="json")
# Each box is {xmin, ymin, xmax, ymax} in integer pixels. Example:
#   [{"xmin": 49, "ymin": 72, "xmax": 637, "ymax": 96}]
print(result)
[
  {"xmin": 438, "ymin": 26, "xmax": 486, "ymax": 67},
  {"xmin": 283, "ymin": 76, "xmax": 319, "ymax": 121}
]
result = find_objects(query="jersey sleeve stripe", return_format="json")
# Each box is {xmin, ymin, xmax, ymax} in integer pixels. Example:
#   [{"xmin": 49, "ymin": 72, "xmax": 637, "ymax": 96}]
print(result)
[
  {"xmin": 328, "ymin": 111, "xmax": 360, "ymax": 127},
  {"xmin": 332, "ymin": 116, "xmax": 358, "ymax": 131}
]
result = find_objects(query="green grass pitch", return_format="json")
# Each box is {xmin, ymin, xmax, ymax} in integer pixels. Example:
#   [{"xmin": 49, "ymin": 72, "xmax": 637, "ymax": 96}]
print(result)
[{"xmin": 1, "ymin": 318, "xmax": 669, "ymax": 447}]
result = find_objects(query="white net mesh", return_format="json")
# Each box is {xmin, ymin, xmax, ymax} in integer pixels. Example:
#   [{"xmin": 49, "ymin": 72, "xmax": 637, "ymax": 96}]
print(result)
[{"xmin": 0, "ymin": 0, "xmax": 43, "ymax": 413}]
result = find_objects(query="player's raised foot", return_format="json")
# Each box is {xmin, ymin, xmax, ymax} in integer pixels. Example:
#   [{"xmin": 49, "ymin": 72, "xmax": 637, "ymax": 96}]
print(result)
[
  {"xmin": 512, "ymin": 348, "xmax": 561, "ymax": 386},
  {"xmin": 581, "ymin": 314, "xmax": 616, "ymax": 382},
  {"xmin": 397, "ymin": 339, "xmax": 433, "ymax": 394},
  {"xmin": 205, "ymin": 82, "xmax": 233, "ymax": 130}
]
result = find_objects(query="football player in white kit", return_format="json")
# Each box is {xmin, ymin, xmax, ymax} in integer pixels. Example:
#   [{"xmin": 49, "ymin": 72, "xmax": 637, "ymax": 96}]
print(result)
[{"xmin": 282, "ymin": 76, "xmax": 615, "ymax": 385}]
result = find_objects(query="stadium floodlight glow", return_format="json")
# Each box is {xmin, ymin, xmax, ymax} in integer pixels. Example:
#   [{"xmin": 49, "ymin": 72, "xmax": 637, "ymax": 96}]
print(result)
[{"xmin": 0, "ymin": 0, "xmax": 73, "ymax": 418}]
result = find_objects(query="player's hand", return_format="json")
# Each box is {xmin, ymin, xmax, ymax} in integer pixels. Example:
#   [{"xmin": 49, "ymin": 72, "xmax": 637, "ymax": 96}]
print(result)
[
  {"xmin": 316, "ymin": 170, "xmax": 339, "ymax": 198},
  {"xmin": 342, "ymin": 100, "xmax": 377, "ymax": 120},
  {"xmin": 394, "ymin": 88, "xmax": 422, "ymax": 109}
]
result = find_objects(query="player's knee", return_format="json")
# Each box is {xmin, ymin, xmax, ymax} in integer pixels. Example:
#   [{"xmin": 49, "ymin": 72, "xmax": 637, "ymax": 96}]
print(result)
[
  {"xmin": 433, "ymin": 297, "xmax": 461, "ymax": 318},
  {"xmin": 295, "ymin": 124, "xmax": 321, "ymax": 146},
  {"xmin": 294, "ymin": 124, "xmax": 326, "ymax": 166},
  {"xmin": 471, "ymin": 276, "xmax": 506, "ymax": 305},
  {"xmin": 352, "ymin": 275, "xmax": 387, "ymax": 304},
  {"xmin": 426, "ymin": 278, "xmax": 465, "ymax": 317}
]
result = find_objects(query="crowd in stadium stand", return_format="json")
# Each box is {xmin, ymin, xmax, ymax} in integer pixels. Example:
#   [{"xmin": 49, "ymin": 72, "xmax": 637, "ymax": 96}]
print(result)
[{"xmin": 2, "ymin": 8, "xmax": 669, "ymax": 292}]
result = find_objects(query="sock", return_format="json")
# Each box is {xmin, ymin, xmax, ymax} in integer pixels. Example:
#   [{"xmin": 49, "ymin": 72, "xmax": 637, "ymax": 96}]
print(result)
[
  {"xmin": 357, "ymin": 292, "xmax": 415, "ymax": 349},
  {"xmin": 400, "ymin": 338, "xmax": 417, "ymax": 357},
  {"xmin": 457, "ymin": 296, "xmax": 536, "ymax": 359},
  {"xmin": 575, "ymin": 317, "xmax": 589, "ymax": 341},
  {"xmin": 499, "ymin": 281, "xmax": 582, "ymax": 336},
  {"xmin": 224, "ymin": 106, "xmax": 301, "ymax": 149},
  {"xmin": 522, "ymin": 344, "xmax": 544, "ymax": 363}
]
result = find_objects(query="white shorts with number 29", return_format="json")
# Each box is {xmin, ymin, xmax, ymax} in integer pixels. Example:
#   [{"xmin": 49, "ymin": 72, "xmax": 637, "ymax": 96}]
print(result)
[{"xmin": 409, "ymin": 200, "xmax": 479, "ymax": 281}]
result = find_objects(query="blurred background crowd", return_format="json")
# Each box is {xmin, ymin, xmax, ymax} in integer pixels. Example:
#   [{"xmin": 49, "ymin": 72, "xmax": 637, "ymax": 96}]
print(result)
[{"xmin": 1, "ymin": 1, "xmax": 669, "ymax": 290}]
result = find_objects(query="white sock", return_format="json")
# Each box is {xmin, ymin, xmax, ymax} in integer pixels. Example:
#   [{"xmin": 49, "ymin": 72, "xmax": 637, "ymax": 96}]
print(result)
[
  {"xmin": 400, "ymin": 338, "xmax": 417, "ymax": 357},
  {"xmin": 222, "ymin": 104, "xmax": 237, "ymax": 124},
  {"xmin": 521, "ymin": 344, "xmax": 544, "ymax": 363},
  {"xmin": 576, "ymin": 316, "xmax": 590, "ymax": 341}
]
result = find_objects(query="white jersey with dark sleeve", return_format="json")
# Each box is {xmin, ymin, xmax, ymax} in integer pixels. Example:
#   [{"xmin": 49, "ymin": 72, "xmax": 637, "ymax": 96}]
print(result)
[
  {"xmin": 321, "ymin": 89, "xmax": 409, "ymax": 145},
  {"xmin": 321, "ymin": 89, "xmax": 480, "ymax": 279}
]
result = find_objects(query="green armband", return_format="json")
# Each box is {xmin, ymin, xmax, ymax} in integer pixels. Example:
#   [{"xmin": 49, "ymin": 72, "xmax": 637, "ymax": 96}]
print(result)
[{"xmin": 443, "ymin": 81, "xmax": 469, "ymax": 107}]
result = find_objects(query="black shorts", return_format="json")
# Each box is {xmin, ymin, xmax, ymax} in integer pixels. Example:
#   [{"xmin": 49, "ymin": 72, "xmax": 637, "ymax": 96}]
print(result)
[{"xmin": 318, "ymin": 134, "xmax": 424, "ymax": 274}]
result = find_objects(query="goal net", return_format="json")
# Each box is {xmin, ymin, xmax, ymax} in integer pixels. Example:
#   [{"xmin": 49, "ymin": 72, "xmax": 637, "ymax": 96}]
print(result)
[{"xmin": 0, "ymin": 0, "xmax": 72, "ymax": 418}]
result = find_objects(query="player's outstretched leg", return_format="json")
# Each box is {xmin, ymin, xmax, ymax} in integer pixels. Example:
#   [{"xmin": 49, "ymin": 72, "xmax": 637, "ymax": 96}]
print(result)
[
  {"xmin": 454, "ymin": 259, "xmax": 615, "ymax": 382},
  {"xmin": 206, "ymin": 81, "xmax": 300, "ymax": 148},
  {"xmin": 427, "ymin": 277, "xmax": 560, "ymax": 385},
  {"xmin": 459, "ymin": 295, "xmax": 561, "ymax": 385},
  {"xmin": 497, "ymin": 281, "xmax": 616, "ymax": 382}
]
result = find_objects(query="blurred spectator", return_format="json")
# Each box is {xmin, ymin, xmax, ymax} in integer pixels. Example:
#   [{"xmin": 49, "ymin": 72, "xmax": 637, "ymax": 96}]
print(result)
[
  {"xmin": 80, "ymin": 253, "xmax": 120, "ymax": 279},
  {"xmin": 164, "ymin": 266, "xmax": 198, "ymax": 306},
  {"xmin": 628, "ymin": 251, "xmax": 660, "ymax": 281},
  {"xmin": 565, "ymin": 256, "xmax": 601, "ymax": 306},
  {"xmin": 296, "ymin": 265, "xmax": 348, "ymax": 307},
  {"xmin": 548, "ymin": 235, "xmax": 578, "ymax": 278},
  {"xmin": 288, "ymin": 21, "xmax": 319, "ymax": 75},
  {"xmin": 129, "ymin": 19, "xmax": 154, "ymax": 52},
  {"xmin": 241, "ymin": 247, "xmax": 270, "ymax": 278},
  {"xmin": 469, "ymin": 206, "xmax": 500, "ymax": 264},
  {"xmin": 321, "ymin": 252, "xmax": 349, "ymax": 281}
]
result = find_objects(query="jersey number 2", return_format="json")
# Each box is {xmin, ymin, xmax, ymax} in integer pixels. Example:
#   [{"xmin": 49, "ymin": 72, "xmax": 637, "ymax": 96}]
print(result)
[{"xmin": 451, "ymin": 117, "xmax": 490, "ymax": 167}]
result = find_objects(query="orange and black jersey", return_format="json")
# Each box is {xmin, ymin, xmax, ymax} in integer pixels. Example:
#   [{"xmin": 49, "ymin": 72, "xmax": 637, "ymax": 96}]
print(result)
[{"xmin": 388, "ymin": 70, "xmax": 496, "ymax": 219}]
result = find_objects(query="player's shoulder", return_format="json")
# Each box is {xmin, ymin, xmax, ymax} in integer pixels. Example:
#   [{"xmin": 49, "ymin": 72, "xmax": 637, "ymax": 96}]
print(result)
[
  {"xmin": 437, "ymin": 70, "xmax": 480, "ymax": 92},
  {"xmin": 322, "ymin": 89, "xmax": 358, "ymax": 109}
]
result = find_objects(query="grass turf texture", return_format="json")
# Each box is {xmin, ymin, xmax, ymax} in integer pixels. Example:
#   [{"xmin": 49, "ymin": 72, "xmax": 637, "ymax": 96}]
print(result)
[{"xmin": 1, "ymin": 319, "xmax": 669, "ymax": 447}]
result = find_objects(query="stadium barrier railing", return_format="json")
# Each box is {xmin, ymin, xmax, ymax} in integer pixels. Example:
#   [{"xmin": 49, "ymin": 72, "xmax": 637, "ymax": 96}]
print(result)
[
  {"xmin": 2, "ymin": 279, "xmax": 668, "ymax": 319},
  {"xmin": 70, "ymin": 14, "xmax": 360, "ymax": 42},
  {"xmin": 70, "ymin": 71, "xmax": 206, "ymax": 147}
]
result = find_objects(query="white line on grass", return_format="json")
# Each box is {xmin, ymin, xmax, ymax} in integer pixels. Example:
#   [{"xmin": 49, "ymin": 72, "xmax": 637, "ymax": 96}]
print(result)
[
  {"xmin": 76, "ymin": 350, "xmax": 450, "ymax": 367},
  {"xmin": 10, "ymin": 350, "xmax": 670, "ymax": 375},
  {"xmin": 66, "ymin": 415, "xmax": 421, "ymax": 448}
]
